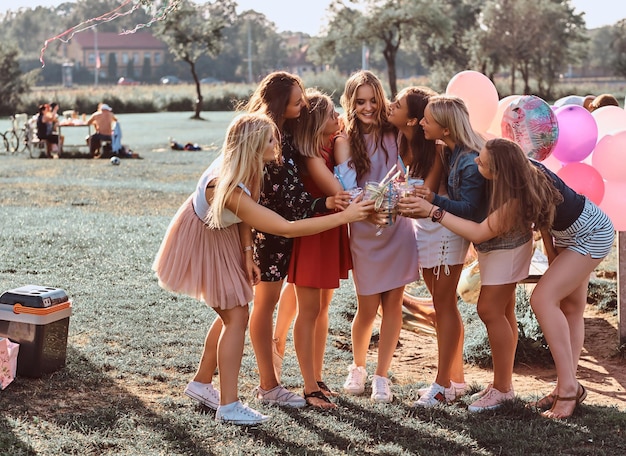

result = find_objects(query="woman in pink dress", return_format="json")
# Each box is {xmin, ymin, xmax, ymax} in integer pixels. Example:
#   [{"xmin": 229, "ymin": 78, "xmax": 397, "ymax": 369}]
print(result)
[{"xmin": 338, "ymin": 70, "xmax": 420, "ymax": 403}]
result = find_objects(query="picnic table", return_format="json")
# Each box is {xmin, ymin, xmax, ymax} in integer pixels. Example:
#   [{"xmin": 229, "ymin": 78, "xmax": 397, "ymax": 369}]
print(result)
[{"xmin": 58, "ymin": 120, "xmax": 91, "ymax": 155}]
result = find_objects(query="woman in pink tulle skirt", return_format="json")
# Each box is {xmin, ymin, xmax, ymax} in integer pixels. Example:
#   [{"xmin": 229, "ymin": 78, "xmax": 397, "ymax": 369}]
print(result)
[{"xmin": 152, "ymin": 112, "xmax": 373, "ymax": 424}]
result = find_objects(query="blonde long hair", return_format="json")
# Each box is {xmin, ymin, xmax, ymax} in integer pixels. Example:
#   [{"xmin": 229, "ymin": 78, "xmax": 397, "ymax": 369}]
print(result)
[
  {"xmin": 484, "ymin": 138, "xmax": 563, "ymax": 234},
  {"xmin": 340, "ymin": 70, "xmax": 395, "ymax": 179},
  {"xmin": 208, "ymin": 113, "xmax": 279, "ymax": 228},
  {"xmin": 292, "ymin": 88, "xmax": 334, "ymax": 158},
  {"xmin": 427, "ymin": 95, "xmax": 485, "ymax": 162}
]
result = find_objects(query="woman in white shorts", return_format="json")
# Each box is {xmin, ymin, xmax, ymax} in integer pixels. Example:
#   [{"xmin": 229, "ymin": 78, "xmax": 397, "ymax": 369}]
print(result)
[{"xmin": 389, "ymin": 93, "xmax": 488, "ymax": 408}]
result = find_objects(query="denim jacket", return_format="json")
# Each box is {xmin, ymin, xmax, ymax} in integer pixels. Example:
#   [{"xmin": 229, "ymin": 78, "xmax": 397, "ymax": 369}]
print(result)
[{"xmin": 432, "ymin": 145, "xmax": 488, "ymax": 223}]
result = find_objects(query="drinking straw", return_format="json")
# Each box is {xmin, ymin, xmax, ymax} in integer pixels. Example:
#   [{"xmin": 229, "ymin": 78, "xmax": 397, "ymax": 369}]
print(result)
[{"xmin": 379, "ymin": 164, "xmax": 398, "ymax": 187}]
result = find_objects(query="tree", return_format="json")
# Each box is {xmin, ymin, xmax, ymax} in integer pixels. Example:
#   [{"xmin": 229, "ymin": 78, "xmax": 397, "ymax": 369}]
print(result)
[
  {"xmin": 470, "ymin": 0, "xmax": 586, "ymax": 97},
  {"xmin": 141, "ymin": 55, "xmax": 152, "ymax": 81},
  {"xmin": 322, "ymin": 0, "xmax": 449, "ymax": 97},
  {"xmin": 156, "ymin": 0, "xmax": 236, "ymax": 119},
  {"xmin": 0, "ymin": 44, "xmax": 33, "ymax": 116},
  {"xmin": 611, "ymin": 19, "xmax": 626, "ymax": 78},
  {"xmin": 126, "ymin": 58, "xmax": 136, "ymax": 79},
  {"xmin": 107, "ymin": 52, "xmax": 118, "ymax": 81}
]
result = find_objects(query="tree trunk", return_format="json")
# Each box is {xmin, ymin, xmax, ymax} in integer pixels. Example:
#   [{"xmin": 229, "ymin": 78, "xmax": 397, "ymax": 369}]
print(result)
[
  {"xmin": 187, "ymin": 59, "xmax": 203, "ymax": 120},
  {"xmin": 383, "ymin": 44, "xmax": 398, "ymax": 98}
]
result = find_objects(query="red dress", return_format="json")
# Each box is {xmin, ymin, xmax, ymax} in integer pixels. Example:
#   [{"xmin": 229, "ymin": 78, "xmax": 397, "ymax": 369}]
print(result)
[{"xmin": 287, "ymin": 140, "xmax": 352, "ymax": 289}]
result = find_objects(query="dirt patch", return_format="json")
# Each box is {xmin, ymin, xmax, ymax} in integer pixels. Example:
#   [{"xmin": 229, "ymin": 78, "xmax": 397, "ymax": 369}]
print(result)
[{"xmin": 385, "ymin": 302, "xmax": 626, "ymax": 409}]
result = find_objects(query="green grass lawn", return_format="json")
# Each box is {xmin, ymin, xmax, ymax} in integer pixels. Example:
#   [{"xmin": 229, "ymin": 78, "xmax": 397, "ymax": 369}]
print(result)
[{"xmin": 0, "ymin": 126, "xmax": 625, "ymax": 455}]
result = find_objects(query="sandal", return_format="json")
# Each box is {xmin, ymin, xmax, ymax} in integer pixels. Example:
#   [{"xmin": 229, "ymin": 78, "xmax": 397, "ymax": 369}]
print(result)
[
  {"xmin": 527, "ymin": 393, "xmax": 556, "ymax": 410},
  {"xmin": 577, "ymin": 383, "xmax": 587, "ymax": 405},
  {"xmin": 304, "ymin": 389, "xmax": 337, "ymax": 409},
  {"xmin": 541, "ymin": 384, "xmax": 586, "ymax": 419},
  {"xmin": 317, "ymin": 381, "xmax": 339, "ymax": 397}
]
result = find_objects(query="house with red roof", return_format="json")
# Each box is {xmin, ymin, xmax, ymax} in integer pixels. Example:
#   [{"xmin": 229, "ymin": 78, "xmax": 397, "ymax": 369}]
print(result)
[{"xmin": 64, "ymin": 31, "xmax": 167, "ymax": 79}]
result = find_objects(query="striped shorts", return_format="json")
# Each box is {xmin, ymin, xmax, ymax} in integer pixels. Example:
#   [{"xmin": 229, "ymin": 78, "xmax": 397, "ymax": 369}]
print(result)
[{"xmin": 552, "ymin": 198, "xmax": 615, "ymax": 259}]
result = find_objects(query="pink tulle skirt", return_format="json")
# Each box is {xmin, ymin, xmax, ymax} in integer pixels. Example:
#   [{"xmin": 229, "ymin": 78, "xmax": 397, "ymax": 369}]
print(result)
[{"xmin": 152, "ymin": 196, "xmax": 253, "ymax": 309}]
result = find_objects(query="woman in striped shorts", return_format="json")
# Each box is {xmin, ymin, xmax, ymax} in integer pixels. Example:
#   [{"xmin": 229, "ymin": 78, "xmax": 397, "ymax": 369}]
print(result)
[{"xmin": 401, "ymin": 137, "xmax": 614, "ymax": 419}]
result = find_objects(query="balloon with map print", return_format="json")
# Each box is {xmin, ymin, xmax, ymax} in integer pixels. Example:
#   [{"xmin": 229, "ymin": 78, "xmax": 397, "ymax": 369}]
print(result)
[{"xmin": 501, "ymin": 95, "xmax": 559, "ymax": 161}]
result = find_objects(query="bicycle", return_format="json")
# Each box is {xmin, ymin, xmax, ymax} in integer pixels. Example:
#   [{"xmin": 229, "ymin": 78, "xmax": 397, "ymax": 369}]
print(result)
[{"xmin": 1, "ymin": 113, "xmax": 31, "ymax": 156}]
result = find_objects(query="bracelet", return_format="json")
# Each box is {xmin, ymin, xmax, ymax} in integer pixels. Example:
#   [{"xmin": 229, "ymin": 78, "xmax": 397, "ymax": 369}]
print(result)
[
  {"xmin": 243, "ymin": 245, "xmax": 253, "ymax": 252},
  {"xmin": 431, "ymin": 208, "xmax": 446, "ymax": 223},
  {"xmin": 427, "ymin": 205, "xmax": 435, "ymax": 218}
]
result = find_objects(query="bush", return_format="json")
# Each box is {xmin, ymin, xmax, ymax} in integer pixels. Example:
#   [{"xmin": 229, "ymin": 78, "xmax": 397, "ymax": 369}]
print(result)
[{"xmin": 462, "ymin": 286, "xmax": 553, "ymax": 368}]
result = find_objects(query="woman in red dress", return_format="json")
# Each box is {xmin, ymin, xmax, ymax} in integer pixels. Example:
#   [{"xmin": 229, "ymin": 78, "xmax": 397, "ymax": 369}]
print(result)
[{"xmin": 286, "ymin": 89, "xmax": 353, "ymax": 408}]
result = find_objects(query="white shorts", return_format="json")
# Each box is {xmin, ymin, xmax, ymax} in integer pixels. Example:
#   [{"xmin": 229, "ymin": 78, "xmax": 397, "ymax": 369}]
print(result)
[
  {"xmin": 477, "ymin": 239, "xmax": 533, "ymax": 286},
  {"xmin": 416, "ymin": 218, "xmax": 470, "ymax": 276}
]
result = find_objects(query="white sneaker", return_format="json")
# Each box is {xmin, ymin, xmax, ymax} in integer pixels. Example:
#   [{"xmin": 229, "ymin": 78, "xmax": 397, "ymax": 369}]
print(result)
[
  {"xmin": 468, "ymin": 387, "xmax": 515, "ymax": 412},
  {"xmin": 215, "ymin": 401, "xmax": 271, "ymax": 425},
  {"xmin": 254, "ymin": 385, "xmax": 306, "ymax": 408},
  {"xmin": 184, "ymin": 381, "xmax": 220, "ymax": 410},
  {"xmin": 343, "ymin": 364, "xmax": 367, "ymax": 395},
  {"xmin": 418, "ymin": 381, "xmax": 467, "ymax": 398},
  {"xmin": 413, "ymin": 382, "xmax": 457, "ymax": 407},
  {"xmin": 371, "ymin": 375, "xmax": 393, "ymax": 403}
]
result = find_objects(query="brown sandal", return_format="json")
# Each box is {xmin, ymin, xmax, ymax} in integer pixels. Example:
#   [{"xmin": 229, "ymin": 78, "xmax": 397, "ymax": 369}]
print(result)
[
  {"xmin": 530, "ymin": 383, "xmax": 586, "ymax": 411},
  {"xmin": 304, "ymin": 390, "xmax": 336, "ymax": 409},
  {"xmin": 541, "ymin": 384, "xmax": 586, "ymax": 419},
  {"xmin": 317, "ymin": 381, "xmax": 339, "ymax": 397},
  {"xmin": 527, "ymin": 393, "xmax": 556, "ymax": 410}
]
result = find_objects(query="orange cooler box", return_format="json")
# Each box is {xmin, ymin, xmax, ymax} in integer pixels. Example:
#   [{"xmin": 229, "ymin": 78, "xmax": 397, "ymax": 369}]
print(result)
[{"xmin": 0, "ymin": 285, "xmax": 72, "ymax": 378}]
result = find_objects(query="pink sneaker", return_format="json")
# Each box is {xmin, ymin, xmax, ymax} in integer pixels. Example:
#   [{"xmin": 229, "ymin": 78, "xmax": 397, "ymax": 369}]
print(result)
[{"xmin": 468, "ymin": 386, "xmax": 515, "ymax": 412}]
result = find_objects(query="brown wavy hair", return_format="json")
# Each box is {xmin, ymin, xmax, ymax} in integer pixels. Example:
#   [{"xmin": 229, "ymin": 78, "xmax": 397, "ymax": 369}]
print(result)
[
  {"xmin": 242, "ymin": 71, "xmax": 306, "ymax": 134},
  {"xmin": 396, "ymin": 86, "xmax": 438, "ymax": 179},
  {"xmin": 339, "ymin": 70, "xmax": 395, "ymax": 179},
  {"xmin": 483, "ymin": 138, "xmax": 563, "ymax": 234}
]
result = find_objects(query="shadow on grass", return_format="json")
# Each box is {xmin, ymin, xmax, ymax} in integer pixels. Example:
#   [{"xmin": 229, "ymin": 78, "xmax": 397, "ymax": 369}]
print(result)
[{"xmin": 1, "ymin": 346, "xmax": 218, "ymax": 456}]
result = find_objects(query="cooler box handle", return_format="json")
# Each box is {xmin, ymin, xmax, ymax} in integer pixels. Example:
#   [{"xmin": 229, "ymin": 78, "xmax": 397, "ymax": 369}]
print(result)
[{"xmin": 13, "ymin": 301, "xmax": 72, "ymax": 315}]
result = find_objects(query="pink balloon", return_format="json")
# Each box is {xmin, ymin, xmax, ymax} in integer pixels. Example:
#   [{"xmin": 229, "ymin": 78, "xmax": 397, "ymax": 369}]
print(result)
[
  {"xmin": 599, "ymin": 180, "xmax": 626, "ymax": 231},
  {"xmin": 591, "ymin": 131, "xmax": 626, "ymax": 182},
  {"xmin": 552, "ymin": 105, "xmax": 598, "ymax": 163},
  {"xmin": 541, "ymin": 151, "xmax": 564, "ymax": 173},
  {"xmin": 446, "ymin": 71, "xmax": 499, "ymax": 134},
  {"xmin": 487, "ymin": 95, "xmax": 521, "ymax": 137},
  {"xmin": 591, "ymin": 105, "xmax": 626, "ymax": 141},
  {"xmin": 556, "ymin": 162, "xmax": 604, "ymax": 205}
]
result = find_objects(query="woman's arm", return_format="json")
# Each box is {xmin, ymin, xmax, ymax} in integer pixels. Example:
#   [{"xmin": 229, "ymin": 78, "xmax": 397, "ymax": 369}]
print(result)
[
  {"xmin": 540, "ymin": 228, "xmax": 558, "ymax": 263},
  {"xmin": 238, "ymin": 222, "xmax": 260, "ymax": 286},
  {"xmin": 305, "ymin": 156, "xmax": 343, "ymax": 196},
  {"xmin": 228, "ymin": 187, "xmax": 374, "ymax": 238},
  {"xmin": 334, "ymin": 133, "xmax": 351, "ymax": 166},
  {"xmin": 397, "ymin": 197, "xmax": 507, "ymax": 244},
  {"xmin": 415, "ymin": 161, "xmax": 487, "ymax": 222}
]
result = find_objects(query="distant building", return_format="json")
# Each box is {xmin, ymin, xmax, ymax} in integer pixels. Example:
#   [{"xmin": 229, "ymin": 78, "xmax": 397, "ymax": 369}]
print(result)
[
  {"xmin": 64, "ymin": 31, "xmax": 167, "ymax": 79},
  {"xmin": 283, "ymin": 33, "xmax": 325, "ymax": 76}
]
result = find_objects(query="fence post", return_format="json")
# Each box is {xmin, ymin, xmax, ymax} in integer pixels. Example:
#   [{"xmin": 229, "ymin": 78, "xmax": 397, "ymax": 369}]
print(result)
[{"xmin": 617, "ymin": 231, "xmax": 626, "ymax": 347}]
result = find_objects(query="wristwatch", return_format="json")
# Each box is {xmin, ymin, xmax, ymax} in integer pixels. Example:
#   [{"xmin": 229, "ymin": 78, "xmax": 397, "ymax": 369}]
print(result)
[{"xmin": 431, "ymin": 208, "xmax": 445, "ymax": 223}]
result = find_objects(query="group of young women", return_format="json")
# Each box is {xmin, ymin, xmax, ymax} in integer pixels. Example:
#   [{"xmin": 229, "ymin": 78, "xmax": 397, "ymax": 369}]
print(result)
[{"xmin": 152, "ymin": 69, "xmax": 615, "ymax": 424}]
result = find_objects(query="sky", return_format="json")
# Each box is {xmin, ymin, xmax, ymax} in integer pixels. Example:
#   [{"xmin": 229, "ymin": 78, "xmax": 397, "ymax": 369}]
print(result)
[{"xmin": 2, "ymin": 0, "xmax": 626, "ymax": 36}]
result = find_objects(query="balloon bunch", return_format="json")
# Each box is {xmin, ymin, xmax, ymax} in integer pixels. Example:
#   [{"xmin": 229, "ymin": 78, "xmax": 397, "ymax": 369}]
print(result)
[{"xmin": 447, "ymin": 70, "xmax": 626, "ymax": 230}]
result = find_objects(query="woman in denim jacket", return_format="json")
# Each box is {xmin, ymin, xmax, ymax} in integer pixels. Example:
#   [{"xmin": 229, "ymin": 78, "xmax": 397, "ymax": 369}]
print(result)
[
  {"xmin": 405, "ymin": 95, "xmax": 487, "ymax": 408},
  {"xmin": 406, "ymin": 96, "xmax": 534, "ymax": 412}
]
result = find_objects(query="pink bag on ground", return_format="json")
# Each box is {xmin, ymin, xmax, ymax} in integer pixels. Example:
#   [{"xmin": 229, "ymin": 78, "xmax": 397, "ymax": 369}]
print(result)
[{"xmin": 0, "ymin": 337, "xmax": 19, "ymax": 390}]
